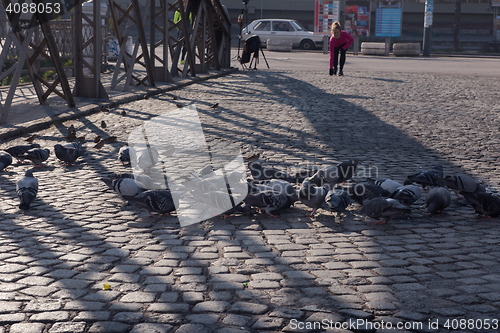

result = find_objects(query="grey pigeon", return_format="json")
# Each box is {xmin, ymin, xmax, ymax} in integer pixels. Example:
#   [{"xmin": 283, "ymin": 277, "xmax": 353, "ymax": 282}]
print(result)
[
  {"xmin": 364, "ymin": 197, "xmax": 411, "ymax": 224},
  {"xmin": 371, "ymin": 178, "xmax": 403, "ymax": 194},
  {"xmin": 128, "ymin": 190, "xmax": 176, "ymax": 216},
  {"xmin": 190, "ymin": 189, "xmax": 249, "ymax": 217},
  {"xmin": 111, "ymin": 173, "xmax": 161, "ymax": 190},
  {"xmin": 243, "ymin": 189, "xmax": 288, "ymax": 217},
  {"xmin": 426, "ymin": 188, "xmax": 452, "ymax": 215},
  {"xmin": 391, "ymin": 179, "xmax": 422, "ymax": 205},
  {"xmin": 249, "ymin": 179, "xmax": 298, "ymax": 209},
  {"xmin": 6, "ymin": 144, "xmax": 41, "ymax": 163},
  {"xmin": 322, "ymin": 188, "xmax": 350, "ymax": 215},
  {"xmin": 101, "ymin": 177, "xmax": 145, "ymax": 197},
  {"xmin": 460, "ymin": 192, "xmax": 500, "ymax": 217},
  {"xmin": 309, "ymin": 159, "xmax": 360, "ymax": 187},
  {"xmin": 349, "ymin": 184, "xmax": 391, "ymax": 206},
  {"xmin": 0, "ymin": 151, "xmax": 12, "ymax": 171},
  {"xmin": 299, "ymin": 178, "xmax": 328, "ymax": 217},
  {"xmin": 23, "ymin": 148, "xmax": 50, "ymax": 167},
  {"xmin": 54, "ymin": 143, "xmax": 85, "ymax": 165},
  {"xmin": 118, "ymin": 145, "xmax": 132, "ymax": 165},
  {"xmin": 407, "ymin": 165, "xmax": 444, "ymax": 187},
  {"xmin": 443, "ymin": 174, "xmax": 485, "ymax": 193},
  {"xmin": 16, "ymin": 169, "xmax": 38, "ymax": 210}
]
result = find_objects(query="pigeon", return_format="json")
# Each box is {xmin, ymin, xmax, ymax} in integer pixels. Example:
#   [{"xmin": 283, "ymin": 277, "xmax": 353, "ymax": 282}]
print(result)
[
  {"xmin": 210, "ymin": 103, "xmax": 219, "ymax": 109},
  {"xmin": 6, "ymin": 144, "xmax": 41, "ymax": 163},
  {"xmin": 25, "ymin": 134, "xmax": 36, "ymax": 143},
  {"xmin": 16, "ymin": 169, "xmax": 38, "ymax": 210},
  {"xmin": 349, "ymin": 184, "xmax": 391, "ymax": 206},
  {"xmin": 128, "ymin": 190, "xmax": 176, "ymax": 216},
  {"xmin": 370, "ymin": 178, "xmax": 403, "ymax": 195},
  {"xmin": 186, "ymin": 171, "xmax": 245, "ymax": 193},
  {"xmin": 309, "ymin": 159, "xmax": 360, "ymax": 187},
  {"xmin": 243, "ymin": 190, "xmax": 288, "ymax": 217},
  {"xmin": 364, "ymin": 197, "xmax": 411, "ymax": 224},
  {"xmin": 407, "ymin": 165, "xmax": 444, "ymax": 187},
  {"xmin": 322, "ymin": 188, "xmax": 350, "ymax": 216},
  {"xmin": 247, "ymin": 160, "xmax": 296, "ymax": 182},
  {"xmin": 110, "ymin": 172, "xmax": 160, "ymax": 190},
  {"xmin": 65, "ymin": 131, "xmax": 77, "ymax": 142},
  {"xmin": 0, "ymin": 151, "xmax": 13, "ymax": 171},
  {"xmin": 249, "ymin": 179, "xmax": 298, "ymax": 209},
  {"xmin": 443, "ymin": 174, "xmax": 485, "ymax": 193},
  {"xmin": 390, "ymin": 179, "xmax": 422, "ymax": 205},
  {"xmin": 190, "ymin": 189, "xmax": 248, "ymax": 217},
  {"xmin": 460, "ymin": 192, "xmax": 500, "ymax": 218},
  {"xmin": 102, "ymin": 177, "xmax": 145, "ymax": 197},
  {"xmin": 101, "ymin": 120, "xmax": 107, "ymax": 129},
  {"xmin": 54, "ymin": 143, "xmax": 85, "ymax": 165},
  {"xmin": 120, "ymin": 110, "xmax": 127, "ymax": 116},
  {"xmin": 298, "ymin": 178, "xmax": 328, "ymax": 217},
  {"xmin": 176, "ymin": 103, "xmax": 184, "ymax": 108},
  {"xmin": 77, "ymin": 136, "xmax": 86, "ymax": 143},
  {"xmin": 23, "ymin": 148, "xmax": 50, "ymax": 167},
  {"xmin": 118, "ymin": 145, "xmax": 132, "ymax": 165},
  {"xmin": 94, "ymin": 135, "xmax": 101, "ymax": 143},
  {"xmin": 426, "ymin": 188, "xmax": 452, "ymax": 215},
  {"xmin": 133, "ymin": 147, "xmax": 159, "ymax": 172}
]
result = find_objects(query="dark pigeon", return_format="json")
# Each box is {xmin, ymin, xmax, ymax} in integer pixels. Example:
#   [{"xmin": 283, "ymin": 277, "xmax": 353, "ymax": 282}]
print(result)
[
  {"xmin": 23, "ymin": 148, "xmax": 50, "ymax": 167},
  {"xmin": 247, "ymin": 160, "xmax": 296, "ymax": 182},
  {"xmin": 249, "ymin": 179, "xmax": 298, "ymax": 209},
  {"xmin": 16, "ymin": 169, "xmax": 38, "ymax": 210},
  {"xmin": 407, "ymin": 165, "xmax": 444, "ymax": 187},
  {"xmin": 299, "ymin": 178, "xmax": 328, "ymax": 217},
  {"xmin": 309, "ymin": 159, "xmax": 360, "ymax": 187},
  {"xmin": 443, "ymin": 174, "xmax": 486, "ymax": 193},
  {"xmin": 391, "ymin": 179, "xmax": 422, "ymax": 205},
  {"xmin": 6, "ymin": 144, "xmax": 41, "ymax": 163},
  {"xmin": 118, "ymin": 145, "xmax": 132, "ymax": 165},
  {"xmin": 54, "ymin": 143, "xmax": 85, "ymax": 165},
  {"xmin": 322, "ymin": 188, "xmax": 350, "ymax": 215},
  {"xmin": 460, "ymin": 192, "xmax": 500, "ymax": 218},
  {"xmin": 0, "ymin": 151, "xmax": 13, "ymax": 171},
  {"xmin": 349, "ymin": 184, "xmax": 391, "ymax": 206},
  {"xmin": 128, "ymin": 190, "xmax": 176, "ymax": 216},
  {"xmin": 364, "ymin": 197, "xmax": 411, "ymax": 224},
  {"xmin": 426, "ymin": 188, "xmax": 452, "ymax": 215}
]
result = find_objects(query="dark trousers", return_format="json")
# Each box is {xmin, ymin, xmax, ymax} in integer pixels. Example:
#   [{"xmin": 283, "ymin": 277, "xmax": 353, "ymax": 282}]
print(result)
[{"xmin": 333, "ymin": 47, "xmax": 346, "ymax": 70}]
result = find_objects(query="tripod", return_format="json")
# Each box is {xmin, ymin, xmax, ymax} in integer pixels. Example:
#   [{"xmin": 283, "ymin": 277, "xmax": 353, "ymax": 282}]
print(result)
[{"xmin": 240, "ymin": 36, "xmax": 270, "ymax": 70}]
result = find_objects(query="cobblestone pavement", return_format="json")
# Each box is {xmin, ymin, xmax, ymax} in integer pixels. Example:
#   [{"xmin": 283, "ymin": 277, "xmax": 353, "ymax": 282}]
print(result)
[{"xmin": 1, "ymin": 68, "xmax": 500, "ymax": 333}]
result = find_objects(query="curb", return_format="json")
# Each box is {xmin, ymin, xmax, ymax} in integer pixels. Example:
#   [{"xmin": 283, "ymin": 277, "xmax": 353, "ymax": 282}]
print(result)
[{"xmin": 0, "ymin": 67, "xmax": 239, "ymax": 142}]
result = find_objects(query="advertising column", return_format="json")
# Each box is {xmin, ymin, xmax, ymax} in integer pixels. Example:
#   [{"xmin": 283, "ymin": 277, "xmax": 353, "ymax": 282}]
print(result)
[{"xmin": 423, "ymin": 0, "xmax": 433, "ymax": 57}]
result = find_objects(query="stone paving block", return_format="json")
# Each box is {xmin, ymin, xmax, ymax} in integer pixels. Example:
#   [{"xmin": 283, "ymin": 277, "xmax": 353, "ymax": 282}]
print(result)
[
  {"xmin": 88, "ymin": 322, "xmax": 130, "ymax": 333},
  {"xmin": 147, "ymin": 303, "xmax": 190, "ymax": 313},
  {"xmin": 120, "ymin": 292, "xmax": 156, "ymax": 303},
  {"xmin": 48, "ymin": 322, "xmax": 86, "ymax": 333},
  {"xmin": 230, "ymin": 302, "xmax": 268, "ymax": 314},
  {"xmin": 113, "ymin": 312, "xmax": 144, "ymax": 323},
  {"xmin": 73, "ymin": 312, "xmax": 111, "ymax": 321},
  {"xmin": 10, "ymin": 323, "xmax": 46, "ymax": 333},
  {"xmin": 129, "ymin": 323, "xmax": 173, "ymax": 333},
  {"xmin": 29, "ymin": 311, "xmax": 70, "ymax": 322}
]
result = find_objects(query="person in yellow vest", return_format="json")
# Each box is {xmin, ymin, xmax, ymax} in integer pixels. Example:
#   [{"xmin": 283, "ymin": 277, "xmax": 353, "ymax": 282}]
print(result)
[{"xmin": 174, "ymin": 10, "xmax": 192, "ymax": 65}]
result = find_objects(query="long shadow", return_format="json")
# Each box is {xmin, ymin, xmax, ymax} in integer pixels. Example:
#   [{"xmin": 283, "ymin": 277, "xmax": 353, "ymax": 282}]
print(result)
[{"xmin": 0, "ymin": 70, "xmax": 499, "ymax": 331}]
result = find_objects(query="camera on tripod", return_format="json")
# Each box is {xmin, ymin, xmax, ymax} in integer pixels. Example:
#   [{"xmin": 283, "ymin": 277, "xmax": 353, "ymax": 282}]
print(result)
[{"xmin": 242, "ymin": 0, "xmax": 250, "ymax": 4}]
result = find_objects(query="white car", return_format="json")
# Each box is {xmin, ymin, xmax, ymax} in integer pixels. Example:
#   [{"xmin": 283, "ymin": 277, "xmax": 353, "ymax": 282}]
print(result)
[{"xmin": 241, "ymin": 19, "xmax": 324, "ymax": 50}]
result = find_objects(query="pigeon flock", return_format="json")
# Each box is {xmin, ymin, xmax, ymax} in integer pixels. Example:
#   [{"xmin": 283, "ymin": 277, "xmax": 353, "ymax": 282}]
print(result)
[{"xmin": 1, "ymin": 132, "xmax": 499, "ymax": 224}]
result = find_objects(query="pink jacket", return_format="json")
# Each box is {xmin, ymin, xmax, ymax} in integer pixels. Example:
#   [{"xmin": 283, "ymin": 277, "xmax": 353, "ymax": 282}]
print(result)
[{"xmin": 329, "ymin": 31, "xmax": 354, "ymax": 68}]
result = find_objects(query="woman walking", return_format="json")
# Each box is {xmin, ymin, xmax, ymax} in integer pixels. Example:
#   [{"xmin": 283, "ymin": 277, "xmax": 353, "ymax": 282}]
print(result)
[{"xmin": 329, "ymin": 22, "xmax": 354, "ymax": 76}]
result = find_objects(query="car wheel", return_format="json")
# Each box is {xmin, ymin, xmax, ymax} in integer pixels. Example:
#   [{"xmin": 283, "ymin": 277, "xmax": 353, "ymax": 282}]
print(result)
[{"xmin": 300, "ymin": 39, "xmax": 315, "ymax": 50}]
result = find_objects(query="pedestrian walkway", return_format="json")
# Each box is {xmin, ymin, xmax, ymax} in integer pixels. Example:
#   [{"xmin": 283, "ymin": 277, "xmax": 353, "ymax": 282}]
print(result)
[{"xmin": 0, "ymin": 51, "xmax": 500, "ymax": 333}]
